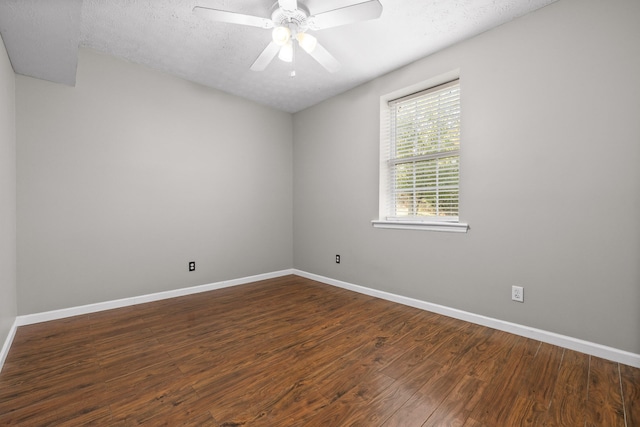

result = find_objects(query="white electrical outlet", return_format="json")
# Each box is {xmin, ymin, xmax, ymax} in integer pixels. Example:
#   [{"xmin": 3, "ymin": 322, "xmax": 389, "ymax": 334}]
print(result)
[{"xmin": 512, "ymin": 285, "xmax": 524, "ymax": 302}]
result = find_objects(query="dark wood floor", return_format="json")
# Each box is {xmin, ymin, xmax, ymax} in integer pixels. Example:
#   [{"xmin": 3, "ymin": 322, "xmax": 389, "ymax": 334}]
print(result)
[{"xmin": 0, "ymin": 275, "xmax": 638, "ymax": 426}]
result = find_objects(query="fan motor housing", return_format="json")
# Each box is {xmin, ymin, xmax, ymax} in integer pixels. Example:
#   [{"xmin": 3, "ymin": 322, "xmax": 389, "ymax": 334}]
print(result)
[{"xmin": 271, "ymin": 2, "xmax": 310, "ymax": 28}]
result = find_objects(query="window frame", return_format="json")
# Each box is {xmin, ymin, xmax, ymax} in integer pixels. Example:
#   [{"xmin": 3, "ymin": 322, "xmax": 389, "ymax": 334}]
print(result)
[{"xmin": 373, "ymin": 71, "xmax": 469, "ymax": 233}]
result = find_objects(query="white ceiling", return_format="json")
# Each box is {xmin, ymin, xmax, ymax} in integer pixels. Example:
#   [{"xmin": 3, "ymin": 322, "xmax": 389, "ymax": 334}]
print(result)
[{"xmin": 0, "ymin": 0, "xmax": 558, "ymax": 113}]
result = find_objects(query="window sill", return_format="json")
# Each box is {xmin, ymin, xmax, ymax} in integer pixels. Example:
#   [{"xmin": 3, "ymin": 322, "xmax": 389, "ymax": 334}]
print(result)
[{"xmin": 371, "ymin": 220, "xmax": 469, "ymax": 233}]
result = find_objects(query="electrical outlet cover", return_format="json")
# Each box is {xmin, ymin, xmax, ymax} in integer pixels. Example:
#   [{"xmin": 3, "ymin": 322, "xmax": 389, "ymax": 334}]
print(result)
[{"xmin": 512, "ymin": 285, "xmax": 524, "ymax": 302}]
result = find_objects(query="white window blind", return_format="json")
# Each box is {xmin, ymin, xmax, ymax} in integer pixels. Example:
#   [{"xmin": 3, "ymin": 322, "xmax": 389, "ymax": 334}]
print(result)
[{"xmin": 386, "ymin": 79, "xmax": 460, "ymax": 221}]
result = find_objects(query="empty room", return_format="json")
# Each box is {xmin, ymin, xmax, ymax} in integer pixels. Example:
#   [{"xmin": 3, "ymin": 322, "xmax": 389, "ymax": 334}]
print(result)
[{"xmin": 0, "ymin": 0, "xmax": 639, "ymax": 425}]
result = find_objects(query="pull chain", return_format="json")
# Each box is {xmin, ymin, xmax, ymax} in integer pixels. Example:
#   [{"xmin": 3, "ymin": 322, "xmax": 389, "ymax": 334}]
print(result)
[{"xmin": 290, "ymin": 37, "xmax": 297, "ymax": 78}]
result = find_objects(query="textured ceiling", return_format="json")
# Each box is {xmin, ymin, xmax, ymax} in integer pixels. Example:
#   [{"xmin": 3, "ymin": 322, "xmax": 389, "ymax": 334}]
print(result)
[{"xmin": 0, "ymin": 0, "xmax": 558, "ymax": 113}]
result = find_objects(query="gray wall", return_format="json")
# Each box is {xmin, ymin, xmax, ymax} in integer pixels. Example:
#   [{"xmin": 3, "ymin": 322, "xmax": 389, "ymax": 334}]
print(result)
[
  {"xmin": 293, "ymin": 0, "xmax": 640, "ymax": 354},
  {"xmin": 0, "ymin": 34, "xmax": 17, "ymax": 345},
  {"xmin": 17, "ymin": 49, "xmax": 293, "ymax": 314}
]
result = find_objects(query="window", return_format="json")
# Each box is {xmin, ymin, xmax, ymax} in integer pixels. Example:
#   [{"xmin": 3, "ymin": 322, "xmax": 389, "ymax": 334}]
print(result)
[{"xmin": 374, "ymin": 78, "xmax": 468, "ymax": 232}]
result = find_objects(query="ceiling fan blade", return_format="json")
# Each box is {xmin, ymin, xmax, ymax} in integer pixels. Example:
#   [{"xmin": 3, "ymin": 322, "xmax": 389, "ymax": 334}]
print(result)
[
  {"xmin": 250, "ymin": 42, "xmax": 281, "ymax": 71},
  {"xmin": 278, "ymin": 0, "xmax": 298, "ymax": 12},
  {"xmin": 307, "ymin": 42, "xmax": 341, "ymax": 73},
  {"xmin": 193, "ymin": 6, "xmax": 274, "ymax": 29},
  {"xmin": 310, "ymin": 0, "xmax": 382, "ymax": 30}
]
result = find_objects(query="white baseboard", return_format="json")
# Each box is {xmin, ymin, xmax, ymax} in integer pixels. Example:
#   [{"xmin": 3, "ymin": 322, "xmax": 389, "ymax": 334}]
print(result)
[
  {"xmin": 6, "ymin": 268, "xmax": 639, "ymax": 370},
  {"xmin": 0, "ymin": 319, "xmax": 18, "ymax": 373},
  {"xmin": 293, "ymin": 269, "xmax": 640, "ymax": 368},
  {"xmin": 15, "ymin": 269, "xmax": 294, "ymax": 327}
]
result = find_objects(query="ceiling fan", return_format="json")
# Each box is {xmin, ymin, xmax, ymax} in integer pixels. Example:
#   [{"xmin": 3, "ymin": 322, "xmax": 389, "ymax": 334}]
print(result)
[{"xmin": 193, "ymin": 0, "xmax": 383, "ymax": 75}]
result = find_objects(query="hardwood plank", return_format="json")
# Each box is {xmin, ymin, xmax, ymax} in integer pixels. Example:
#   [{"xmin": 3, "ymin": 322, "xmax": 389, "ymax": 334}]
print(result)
[
  {"xmin": 458, "ymin": 328, "xmax": 518, "ymax": 381},
  {"xmin": 380, "ymin": 361, "xmax": 457, "ymax": 427},
  {"xmin": 97, "ymin": 336, "xmax": 171, "ymax": 381},
  {"xmin": 500, "ymin": 395, "xmax": 549, "ymax": 426},
  {"xmin": 379, "ymin": 341, "xmax": 435, "ymax": 380},
  {"xmin": 541, "ymin": 349, "xmax": 589, "ymax": 427},
  {"xmin": 421, "ymin": 374, "xmax": 485, "ymax": 426},
  {"xmin": 52, "ymin": 402, "xmax": 113, "ymax": 426},
  {"xmin": 110, "ymin": 383, "xmax": 202, "ymax": 425},
  {"xmin": 621, "ymin": 362, "xmax": 640, "ymax": 426},
  {"xmin": 245, "ymin": 381, "xmax": 329, "ymax": 426},
  {"xmin": 299, "ymin": 370, "xmax": 397, "ymax": 426},
  {"xmin": 135, "ymin": 410, "xmax": 220, "ymax": 427},
  {"xmin": 0, "ymin": 359, "xmax": 107, "ymax": 419},
  {"xmin": 469, "ymin": 336, "xmax": 541, "ymax": 425},
  {"xmin": 0, "ymin": 402, "xmax": 61, "ymax": 426},
  {"xmin": 423, "ymin": 322, "xmax": 484, "ymax": 367},
  {"xmin": 585, "ymin": 356, "xmax": 626, "ymax": 427},
  {"xmin": 309, "ymin": 335, "xmax": 408, "ymax": 403},
  {"xmin": 500, "ymin": 342, "xmax": 566, "ymax": 426},
  {"xmin": 485, "ymin": 341, "xmax": 568, "ymax": 427},
  {"xmin": 520, "ymin": 342, "xmax": 564, "ymax": 406},
  {"xmin": 345, "ymin": 357, "xmax": 460, "ymax": 426},
  {"xmin": 462, "ymin": 417, "xmax": 488, "ymax": 427}
]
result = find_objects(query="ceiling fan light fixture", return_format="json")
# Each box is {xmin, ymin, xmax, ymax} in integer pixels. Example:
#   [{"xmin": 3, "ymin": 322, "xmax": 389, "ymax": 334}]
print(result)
[
  {"xmin": 272, "ymin": 26, "xmax": 291, "ymax": 46},
  {"xmin": 278, "ymin": 41, "xmax": 293, "ymax": 62},
  {"xmin": 194, "ymin": 0, "xmax": 384, "ymax": 74},
  {"xmin": 296, "ymin": 32, "xmax": 317, "ymax": 53}
]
